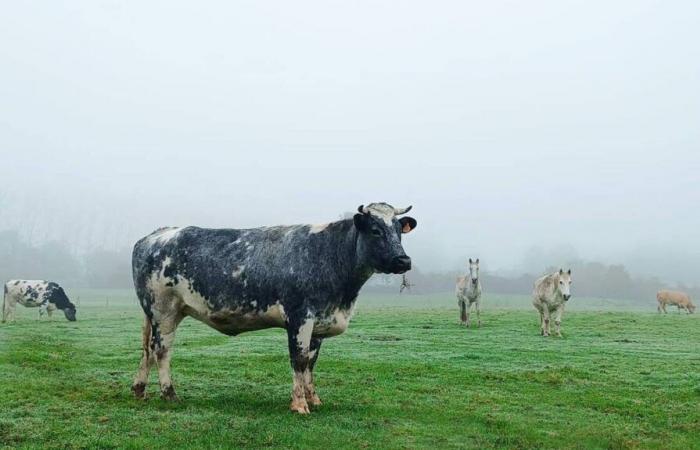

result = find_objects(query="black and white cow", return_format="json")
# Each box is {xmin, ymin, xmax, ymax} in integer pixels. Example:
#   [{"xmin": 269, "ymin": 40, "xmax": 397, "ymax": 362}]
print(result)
[
  {"xmin": 131, "ymin": 202, "xmax": 417, "ymax": 414},
  {"xmin": 2, "ymin": 280, "xmax": 77, "ymax": 322}
]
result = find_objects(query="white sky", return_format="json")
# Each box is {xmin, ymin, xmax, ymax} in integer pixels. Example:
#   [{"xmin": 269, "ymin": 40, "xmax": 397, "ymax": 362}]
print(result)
[{"xmin": 1, "ymin": 1, "xmax": 698, "ymax": 282}]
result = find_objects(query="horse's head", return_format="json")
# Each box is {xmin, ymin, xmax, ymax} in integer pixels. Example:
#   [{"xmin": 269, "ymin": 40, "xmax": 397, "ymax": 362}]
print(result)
[
  {"xmin": 468, "ymin": 258, "xmax": 480, "ymax": 285},
  {"xmin": 557, "ymin": 268, "xmax": 572, "ymax": 301}
]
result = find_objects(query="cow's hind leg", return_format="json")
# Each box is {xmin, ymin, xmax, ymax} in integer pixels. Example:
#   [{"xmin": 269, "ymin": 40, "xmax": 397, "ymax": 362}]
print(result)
[
  {"xmin": 1, "ymin": 292, "xmax": 11, "ymax": 323},
  {"xmin": 305, "ymin": 337, "xmax": 323, "ymax": 407},
  {"xmin": 287, "ymin": 313, "xmax": 314, "ymax": 414},
  {"xmin": 132, "ymin": 316, "xmax": 156, "ymax": 399},
  {"xmin": 132, "ymin": 290, "xmax": 184, "ymax": 401},
  {"xmin": 4, "ymin": 295, "xmax": 16, "ymax": 323},
  {"xmin": 152, "ymin": 314, "xmax": 183, "ymax": 401}
]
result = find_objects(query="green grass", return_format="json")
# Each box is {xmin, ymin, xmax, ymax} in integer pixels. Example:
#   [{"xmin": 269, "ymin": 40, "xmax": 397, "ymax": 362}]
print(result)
[{"xmin": 1, "ymin": 292, "xmax": 698, "ymax": 449}]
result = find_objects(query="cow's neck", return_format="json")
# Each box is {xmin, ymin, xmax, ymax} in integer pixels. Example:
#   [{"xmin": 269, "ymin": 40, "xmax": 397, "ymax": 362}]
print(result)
[{"xmin": 333, "ymin": 220, "xmax": 375, "ymax": 308}]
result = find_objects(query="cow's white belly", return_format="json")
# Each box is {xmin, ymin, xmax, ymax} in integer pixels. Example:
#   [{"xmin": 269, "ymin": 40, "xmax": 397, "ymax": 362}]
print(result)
[{"xmin": 18, "ymin": 298, "xmax": 44, "ymax": 308}]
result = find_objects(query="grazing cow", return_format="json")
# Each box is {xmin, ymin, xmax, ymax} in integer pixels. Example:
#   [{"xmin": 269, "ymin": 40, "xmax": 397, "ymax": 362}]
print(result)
[
  {"xmin": 657, "ymin": 290, "xmax": 695, "ymax": 314},
  {"xmin": 2, "ymin": 280, "xmax": 77, "ymax": 322},
  {"xmin": 456, "ymin": 258, "xmax": 482, "ymax": 327},
  {"xmin": 532, "ymin": 269, "xmax": 571, "ymax": 337},
  {"xmin": 130, "ymin": 202, "xmax": 417, "ymax": 414}
]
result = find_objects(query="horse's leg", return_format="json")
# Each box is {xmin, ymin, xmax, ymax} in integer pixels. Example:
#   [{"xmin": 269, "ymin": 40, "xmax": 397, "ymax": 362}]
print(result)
[
  {"xmin": 476, "ymin": 299, "xmax": 481, "ymax": 328},
  {"xmin": 554, "ymin": 306, "xmax": 564, "ymax": 337},
  {"xmin": 542, "ymin": 308, "xmax": 550, "ymax": 337},
  {"xmin": 459, "ymin": 301, "xmax": 467, "ymax": 326}
]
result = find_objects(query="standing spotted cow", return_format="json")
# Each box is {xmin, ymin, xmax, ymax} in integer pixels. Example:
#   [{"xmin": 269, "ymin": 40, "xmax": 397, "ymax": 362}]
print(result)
[
  {"xmin": 130, "ymin": 202, "xmax": 417, "ymax": 414},
  {"xmin": 456, "ymin": 258, "xmax": 482, "ymax": 327},
  {"xmin": 532, "ymin": 269, "xmax": 572, "ymax": 337},
  {"xmin": 2, "ymin": 280, "xmax": 77, "ymax": 322}
]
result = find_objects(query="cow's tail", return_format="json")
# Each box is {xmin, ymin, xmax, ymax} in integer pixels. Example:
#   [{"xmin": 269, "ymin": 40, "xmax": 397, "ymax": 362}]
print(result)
[{"xmin": 2, "ymin": 284, "xmax": 7, "ymax": 323}]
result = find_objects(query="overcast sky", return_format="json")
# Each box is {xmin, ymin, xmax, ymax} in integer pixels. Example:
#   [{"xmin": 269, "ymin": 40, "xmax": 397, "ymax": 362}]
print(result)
[{"xmin": 1, "ymin": 1, "xmax": 698, "ymax": 282}]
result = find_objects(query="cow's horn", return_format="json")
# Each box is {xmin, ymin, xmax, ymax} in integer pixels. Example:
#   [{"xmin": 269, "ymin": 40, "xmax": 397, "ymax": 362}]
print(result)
[{"xmin": 394, "ymin": 205, "xmax": 413, "ymax": 215}]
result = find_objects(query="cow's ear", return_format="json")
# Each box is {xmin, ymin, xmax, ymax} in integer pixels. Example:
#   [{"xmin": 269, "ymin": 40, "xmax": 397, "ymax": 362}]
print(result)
[
  {"xmin": 469, "ymin": 258, "xmax": 473, "ymax": 264},
  {"xmin": 353, "ymin": 213, "xmax": 369, "ymax": 232},
  {"xmin": 476, "ymin": 258, "xmax": 479, "ymax": 264},
  {"xmin": 567, "ymin": 269, "xmax": 571, "ymax": 275},
  {"xmin": 399, "ymin": 217, "xmax": 417, "ymax": 234}
]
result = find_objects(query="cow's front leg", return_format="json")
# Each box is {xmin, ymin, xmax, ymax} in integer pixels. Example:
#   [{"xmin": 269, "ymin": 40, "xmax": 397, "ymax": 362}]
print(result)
[
  {"xmin": 286, "ymin": 315, "xmax": 314, "ymax": 414},
  {"xmin": 38, "ymin": 303, "xmax": 48, "ymax": 320},
  {"xmin": 305, "ymin": 337, "xmax": 323, "ymax": 406}
]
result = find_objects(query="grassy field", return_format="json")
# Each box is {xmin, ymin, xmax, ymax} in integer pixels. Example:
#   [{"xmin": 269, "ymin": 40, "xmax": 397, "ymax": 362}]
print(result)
[{"xmin": 1, "ymin": 291, "xmax": 698, "ymax": 449}]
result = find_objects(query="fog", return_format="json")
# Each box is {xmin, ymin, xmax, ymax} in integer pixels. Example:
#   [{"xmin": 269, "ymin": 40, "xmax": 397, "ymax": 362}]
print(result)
[{"xmin": 1, "ymin": 1, "xmax": 699, "ymax": 285}]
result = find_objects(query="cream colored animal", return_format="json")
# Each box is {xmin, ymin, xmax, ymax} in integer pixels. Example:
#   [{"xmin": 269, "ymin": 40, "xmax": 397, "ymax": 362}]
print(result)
[
  {"xmin": 456, "ymin": 258, "xmax": 481, "ymax": 327},
  {"xmin": 657, "ymin": 290, "xmax": 695, "ymax": 314},
  {"xmin": 532, "ymin": 269, "xmax": 572, "ymax": 337}
]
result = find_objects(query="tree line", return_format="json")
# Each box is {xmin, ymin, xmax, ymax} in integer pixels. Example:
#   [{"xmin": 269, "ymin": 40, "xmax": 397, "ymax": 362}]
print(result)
[
  {"xmin": 368, "ymin": 263, "xmax": 699, "ymax": 302},
  {"xmin": 0, "ymin": 230, "xmax": 697, "ymax": 301}
]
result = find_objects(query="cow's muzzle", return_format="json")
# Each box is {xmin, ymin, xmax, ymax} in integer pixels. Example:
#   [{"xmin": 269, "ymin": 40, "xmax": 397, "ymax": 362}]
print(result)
[
  {"xmin": 563, "ymin": 294, "xmax": 571, "ymax": 301},
  {"xmin": 390, "ymin": 255, "xmax": 412, "ymax": 274}
]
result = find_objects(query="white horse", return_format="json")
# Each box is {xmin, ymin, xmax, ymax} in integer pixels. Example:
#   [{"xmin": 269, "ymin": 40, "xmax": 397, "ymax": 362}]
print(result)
[
  {"xmin": 456, "ymin": 258, "xmax": 482, "ymax": 327},
  {"xmin": 532, "ymin": 269, "xmax": 572, "ymax": 337}
]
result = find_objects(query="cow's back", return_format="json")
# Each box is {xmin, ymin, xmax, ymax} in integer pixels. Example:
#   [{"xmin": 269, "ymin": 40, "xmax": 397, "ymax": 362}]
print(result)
[{"xmin": 132, "ymin": 222, "xmax": 359, "ymax": 320}]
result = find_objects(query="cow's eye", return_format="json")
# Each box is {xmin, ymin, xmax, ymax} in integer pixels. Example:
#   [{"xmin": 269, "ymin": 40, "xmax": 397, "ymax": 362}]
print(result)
[{"xmin": 371, "ymin": 228, "xmax": 382, "ymax": 237}]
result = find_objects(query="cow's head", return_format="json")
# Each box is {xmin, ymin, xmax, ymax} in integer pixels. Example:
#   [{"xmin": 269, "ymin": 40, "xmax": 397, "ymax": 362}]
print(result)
[
  {"xmin": 688, "ymin": 303, "xmax": 696, "ymax": 314},
  {"xmin": 47, "ymin": 283, "xmax": 77, "ymax": 321},
  {"xmin": 354, "ymin": 203, "xmax": 417, "ymax": 274},
  {"xmin": 62, "ymin": 304, "xmax": 77, "ymax": 321},
  {"xmin": 468, "ymin": 258, "xmax": 480, "ymax": 284},
  {"xmin": 558, "ymin": 269, "xmax": 572, "ymax": 301}
]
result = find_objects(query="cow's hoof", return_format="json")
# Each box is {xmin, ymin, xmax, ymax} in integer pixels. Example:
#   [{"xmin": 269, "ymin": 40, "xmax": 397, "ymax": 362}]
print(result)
[
  {"xmin": 290, "ymin": 398, "xmax": 310, "ymax": 414},
  {"xmin": 131, "ymin": 383, "xmax": 146, "ymax": 399},
  {"xmin": 161, "ymin": 386, "xmax": 179, "ymax": 402},
  {"xmin": 543, "ymin": 333, "xmax": 549, "ymax": 337},
  {"xmin": 306, "ymin": 393, "xmax": 322, "ymax": 407}
]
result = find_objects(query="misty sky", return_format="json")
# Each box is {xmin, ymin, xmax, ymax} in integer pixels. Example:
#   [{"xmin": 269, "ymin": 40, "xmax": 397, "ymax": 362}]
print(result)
[{"xmin": 1, "ymin": 1, "xmax": 699, "ymax": 283}]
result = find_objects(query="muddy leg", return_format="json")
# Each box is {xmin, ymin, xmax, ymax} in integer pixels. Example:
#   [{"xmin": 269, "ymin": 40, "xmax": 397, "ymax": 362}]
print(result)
[
  {"xmin": 459, "ymin": 301, "xmax": 467, "ymax": 326},
  {"xmin": 554, "ymin": 306, "xmax": 564, "ymax": 337},
  {"xmin": 476, "ymin": 300, "xmax": 481, "ymax": 328},
  {"xmin": 153, "ymin": 316, "xmax": 183, "ymax": 401},
  {"xmin": 287, "ymin": 314, "xmax": 314, "ymax": 414},
  {"xmin": 132, "ymin": 317, "xmax": 156, "ymax": 399},
  {"xmin": 305, "ymin": 337, "xmax": 323, "ymax": 407},
  {"xmin": 542, "ymin": 308, "xmax": 550, "ymax": 337}
]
